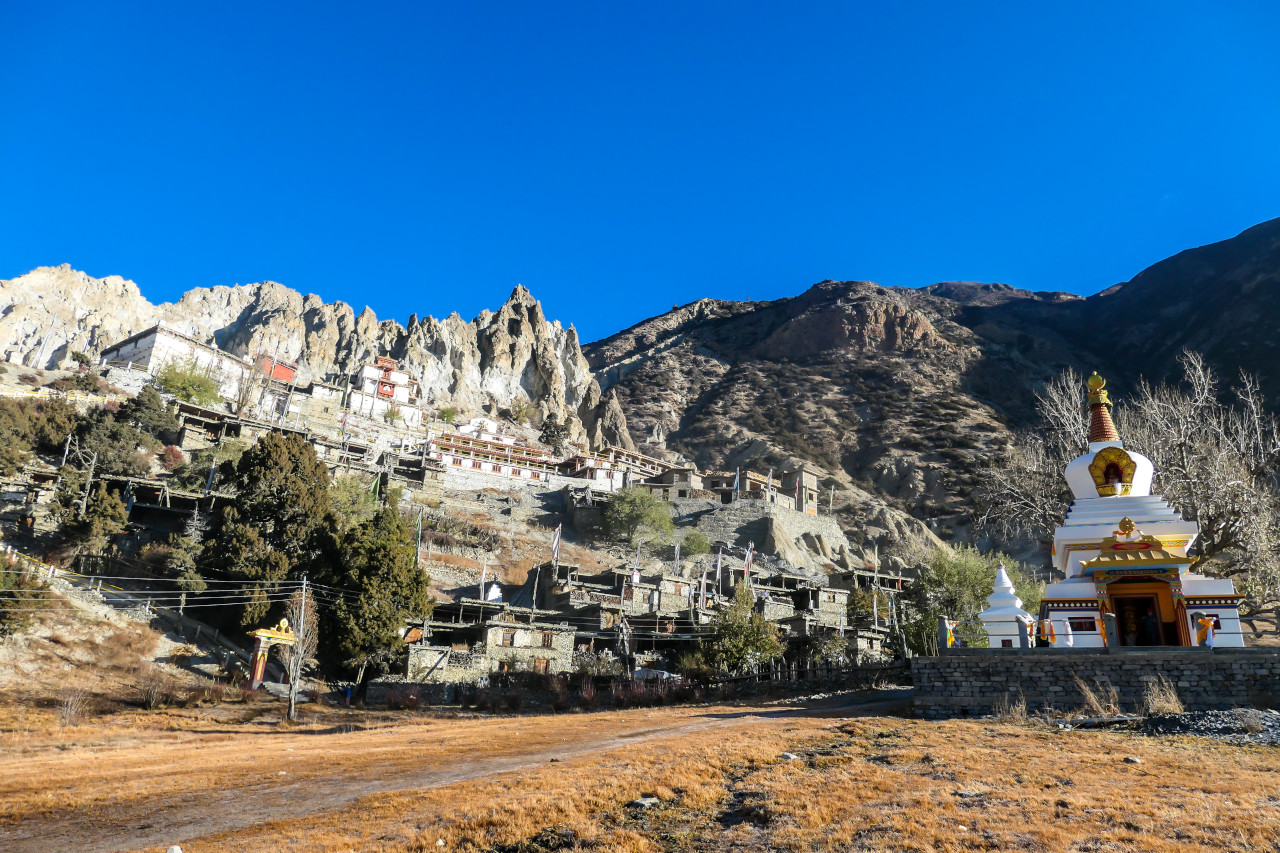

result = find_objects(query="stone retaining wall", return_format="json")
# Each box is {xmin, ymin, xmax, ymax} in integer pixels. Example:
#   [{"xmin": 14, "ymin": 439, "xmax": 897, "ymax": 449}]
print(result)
[{"xmin": 911, "ymin": 649, "xmax": 1280, "ymax": 719}]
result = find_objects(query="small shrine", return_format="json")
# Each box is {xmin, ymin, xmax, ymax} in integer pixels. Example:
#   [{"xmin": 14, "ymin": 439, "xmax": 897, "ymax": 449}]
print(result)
[
  {"xmin": 248, "ymin": 618, "xmax": 297, "ymax": 688},
  {"xmin": 1038, "ymin": 373, "xmax": 1244, "ymax": 647}
]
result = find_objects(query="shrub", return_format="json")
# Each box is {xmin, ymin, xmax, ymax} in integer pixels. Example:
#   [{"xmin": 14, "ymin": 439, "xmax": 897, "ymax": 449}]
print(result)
[
  {"xmin": 155, "ymin": 359, "xmax": 222, "ymax": 405},
  {"xmin": 681, "ymin": 530, "xmax": 711, "ymax": 558},
  {"xmin": 60, "ymin": 687, "xmax": 91, "ymax": 726},
  {"xmin": 502, "ymin": 689, "xmax": 525, "ymax": 712},
  {"xmin": 137, "ymin": 666, "xmax": 182, "ymax": 710},
  {"xmin": 992, "ymin": 691, "xmax": 1028, "ymax": 724},
  {"xmin": 1142, "ymin": 675, "xmax": 1184, "ymax": 716},
  {"xmin": 0, "ymin": 559, "xmax": 49, "ymax": 636},
  {"xmin": 159, "ymin": 445, "xmax": 185, "ymax": 471},
  {"xmin": 1073, "ymin": 675, "xmax": 1120, "ymax": 717},
  {"xmin": 387, "ymin": 686, "xmax": 422, "ymax": 711},
  {"xmin": 578, "ymin": 679, "xmax": 599, "ymax": 711}
]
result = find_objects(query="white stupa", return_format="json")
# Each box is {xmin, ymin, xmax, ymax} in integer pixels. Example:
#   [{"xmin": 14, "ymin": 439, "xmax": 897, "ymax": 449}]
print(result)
[
  {"xmin": 1039, "ymin": 373, "xmax": 1243, "ymax": 648},
  {"xmin": 977, "ymin": 563, "xmax": 1031, "ymax": 648}
]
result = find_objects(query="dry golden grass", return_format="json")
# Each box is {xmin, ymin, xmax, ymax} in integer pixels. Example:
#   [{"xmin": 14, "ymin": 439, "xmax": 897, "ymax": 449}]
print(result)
[
  {"xmin": 2, "ymin": 695, "xmax": 1278, "ymax": 853},
  {"xmin": 1143, "ymin": 674, "xmax": 1186, "ymax": 716}
]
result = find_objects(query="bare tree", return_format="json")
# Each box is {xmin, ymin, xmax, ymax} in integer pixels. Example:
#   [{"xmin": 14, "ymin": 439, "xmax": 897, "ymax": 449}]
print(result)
[
  {"xmin": 279, "ymin": 587, "xmax": 319, "ymax": 722},
  {"xmin": 976, "ymin": 353, "xmax": 1280, "ymax": 629},
  {"xmin": 233, "ymin": 363, "xmax": 270, "ymax": 418}
]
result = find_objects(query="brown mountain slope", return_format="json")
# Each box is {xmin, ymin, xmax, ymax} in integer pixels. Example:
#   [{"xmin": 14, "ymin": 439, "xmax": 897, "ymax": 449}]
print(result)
[{"xmin": 585, "ymin": 218, "xmax": 1280, "ymax": 545}]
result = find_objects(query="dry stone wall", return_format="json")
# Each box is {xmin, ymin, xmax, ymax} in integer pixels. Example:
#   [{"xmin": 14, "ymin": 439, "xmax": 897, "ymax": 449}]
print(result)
[{"xmin": 911, "ymin": 649, "xmax": 1280, "ymax": 718}]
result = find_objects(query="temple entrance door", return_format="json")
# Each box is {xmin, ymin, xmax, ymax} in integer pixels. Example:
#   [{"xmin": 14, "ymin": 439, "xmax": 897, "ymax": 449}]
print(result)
[
  {"xmin": 1106, "ymin": 579, "xmax": 1180, "ymax": 646},
  {"xmin": 1112, "ymin": 595, "xmax": 1161, "ymax": 646}
]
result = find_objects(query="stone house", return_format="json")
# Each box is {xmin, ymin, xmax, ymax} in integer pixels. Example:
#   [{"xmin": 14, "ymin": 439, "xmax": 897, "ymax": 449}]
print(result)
[{"xmin": 407, "ymin": 598, "xmax": 577, "ymax": 682}]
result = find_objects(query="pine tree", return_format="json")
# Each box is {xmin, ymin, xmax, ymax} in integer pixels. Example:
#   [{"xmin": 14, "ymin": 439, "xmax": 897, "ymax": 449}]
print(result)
[
  {"xmin": 76, "ymin": 482, "xmax": 128, "ymax": 555},
  {"xmin": 325, "ymin": 505, "xmax": 432, "ymax": 690},
  {"xmin": 209, "ymin": 432, "xmax": 336, "ymax": 626}
]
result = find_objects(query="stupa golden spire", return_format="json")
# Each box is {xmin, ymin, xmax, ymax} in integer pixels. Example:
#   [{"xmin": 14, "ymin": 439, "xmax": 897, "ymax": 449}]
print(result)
[{"xmin": 1087, "ymin": 372, "xmax": 1120, "ymax": 444}]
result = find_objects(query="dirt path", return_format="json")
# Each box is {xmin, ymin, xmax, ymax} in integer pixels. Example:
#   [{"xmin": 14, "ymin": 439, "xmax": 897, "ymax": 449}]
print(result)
[{"xmin": 1, "ymin": 691, "xmax": 911, "ymax": 853}]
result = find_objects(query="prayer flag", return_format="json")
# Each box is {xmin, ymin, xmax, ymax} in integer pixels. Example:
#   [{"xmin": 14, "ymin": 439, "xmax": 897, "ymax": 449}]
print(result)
[{"xmin": 551, "ymin": 524, "xmax": 562, "ymax": 563}]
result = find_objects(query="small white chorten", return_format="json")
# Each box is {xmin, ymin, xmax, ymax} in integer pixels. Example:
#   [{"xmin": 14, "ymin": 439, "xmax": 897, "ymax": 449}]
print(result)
[{"xmin": 978, "ymin": 563, "xmax": 1032, "ymax": 648}]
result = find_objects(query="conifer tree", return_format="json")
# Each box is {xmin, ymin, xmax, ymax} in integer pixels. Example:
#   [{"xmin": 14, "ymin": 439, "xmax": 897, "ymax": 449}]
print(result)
[{"xmin": 326, "ymin": 505, "xmax": 432, "ymax": 689}]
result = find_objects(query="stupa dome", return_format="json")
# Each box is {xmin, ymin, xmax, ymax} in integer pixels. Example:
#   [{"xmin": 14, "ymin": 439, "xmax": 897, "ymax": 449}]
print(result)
[{"xmin": 1063, "ymin": 373, "xmax": 1154, "ymax": 499}]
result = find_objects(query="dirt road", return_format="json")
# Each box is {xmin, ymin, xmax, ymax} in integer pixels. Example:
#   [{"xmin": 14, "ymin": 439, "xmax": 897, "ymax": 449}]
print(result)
[{"xmin": 0, "ymin": 690, "xmax": 911, "ymax": 853}]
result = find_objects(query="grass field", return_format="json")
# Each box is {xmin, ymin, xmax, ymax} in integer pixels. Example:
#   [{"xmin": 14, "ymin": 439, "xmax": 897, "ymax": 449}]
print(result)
[{"xmin": 2, "ymin": 689, "xmax": 1277, "ymax": 853}]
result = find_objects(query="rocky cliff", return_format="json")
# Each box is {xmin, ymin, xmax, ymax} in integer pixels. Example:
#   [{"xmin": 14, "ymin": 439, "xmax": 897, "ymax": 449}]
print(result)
[
  {"xmin": 6, "ymin": 215, "xmax": 1278, "ymax": 557},
  {"xmin": 0, "ymin": 265, "xmax": 632, "ymax": 449}
]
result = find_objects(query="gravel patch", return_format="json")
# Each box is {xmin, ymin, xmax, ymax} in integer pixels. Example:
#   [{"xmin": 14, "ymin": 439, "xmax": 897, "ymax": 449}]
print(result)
[{"xmin": 1141, "ymin": 708, "xmax": 1280, "ymax": 746}]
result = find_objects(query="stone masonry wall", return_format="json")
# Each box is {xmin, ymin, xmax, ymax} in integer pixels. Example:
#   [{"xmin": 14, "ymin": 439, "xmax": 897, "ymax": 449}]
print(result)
[{"xmin": 911, "ymin": 649, "xmax": 1280, "ymax": 719}]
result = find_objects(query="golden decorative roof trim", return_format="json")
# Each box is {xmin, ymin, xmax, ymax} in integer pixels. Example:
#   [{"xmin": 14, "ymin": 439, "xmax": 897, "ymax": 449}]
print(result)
[{"xmin": 1081, "ymin": 549, "xmax": 1192, "ymax": 569}]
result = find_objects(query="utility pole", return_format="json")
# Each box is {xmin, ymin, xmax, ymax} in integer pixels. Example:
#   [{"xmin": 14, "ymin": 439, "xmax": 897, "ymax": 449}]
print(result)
[
  {"xmin": 78, "ymin": 452, "xmax": 98, "ymax": 516},
  {"xmin": 288, "ymin": 574, "xmax": 308, "ymax": 722}
]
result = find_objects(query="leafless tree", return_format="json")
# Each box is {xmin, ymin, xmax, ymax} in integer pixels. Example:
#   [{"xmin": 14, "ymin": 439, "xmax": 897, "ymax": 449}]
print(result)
[
  {"xmin": 976, "ymin": 353, "xmax": 1280, "ymax": 629},
  {"xmin": 233, "ymin": 364, "xmax": 270, "ymax": 418},
  {"xmin": 279, "ymin": 587, "xmax": 319, "ymax": 722}
]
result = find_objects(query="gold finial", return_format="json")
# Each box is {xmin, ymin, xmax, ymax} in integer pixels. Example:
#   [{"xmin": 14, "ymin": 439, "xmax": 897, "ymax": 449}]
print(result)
[{"xmin": 1087, "ymin": 372, "xmax": 1111, "ymax": 408}]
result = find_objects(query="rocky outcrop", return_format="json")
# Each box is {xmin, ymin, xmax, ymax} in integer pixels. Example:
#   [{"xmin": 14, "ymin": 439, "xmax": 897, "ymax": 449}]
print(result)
[{"xmin": 0, "ymin": 266, "xmax": 628, "ymax": 449}]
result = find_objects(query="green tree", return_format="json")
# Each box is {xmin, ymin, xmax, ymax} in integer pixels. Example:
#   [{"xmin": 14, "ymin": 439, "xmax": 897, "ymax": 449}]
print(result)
[
  {"xmin": 74, "ymin": 482, "xmax": 129, "ymax": 555},
  {"xmin": 209, "ymin": 432, "xmax": 335, "ymax": 626},
  {"xmin": 603, "ymin": 487, "xmax": 673, "ymax": 544},
  {"xmin": 324, "ymin": 505, "xmax": 432, "ymax": 688},
  {"xmin": 538, "ymin": 414, "xmax": 570, "ymax": 455},
  {"xmin": 28, "ymin": 397, "xmax": 80, "ymax": 453},
  {"xmin": 70, "ymin": 351, "xmax": 92, "ymax": 368},
  {"xmin": 154, "ymin": 358, "xmax": 222, "ymax": 405},
  {"xmin": 0, "ymin": 558, "xmax": 49, "ymax": 637},
  {"xmin": 118, "ymin": 386, "xmax": 179, "ymax": 444},
  {"xmin": 75, "ymin": 410, "xmax": 159, "ymax": 476},
  {"xmin": 901, "ymin": 546, "xmax": 1041, "ymax": 654},
  {"xmin": 165, "ymin": 510, "xmax": 209, "ymax": 593},
  {"xmin": 0, "ymin": 399, "xmax": 33, "ymax": 475},
  {"xmin": 707, "ymin": 582, "xmax": 784, "ymax": 674},
  {"xmin": 171, "ymin": 439, "xmax": 246, "ymax": 491},
  {"xmin": 681, "ymin": 530, "xmax": 711, "ymax": 558},
  {"xmin": 437, "ymin": 406, "xmax": 457, "ymax": 426},
  {"xmin": 329, "ymin": 474, "xmax": 380, "ymax": 533}
]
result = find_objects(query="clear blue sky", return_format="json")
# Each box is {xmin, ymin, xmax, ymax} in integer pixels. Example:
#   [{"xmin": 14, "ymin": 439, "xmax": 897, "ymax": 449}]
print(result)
[{"xmin": 3, "ymin": 2, "xmax": 1278, "ymax": 343}]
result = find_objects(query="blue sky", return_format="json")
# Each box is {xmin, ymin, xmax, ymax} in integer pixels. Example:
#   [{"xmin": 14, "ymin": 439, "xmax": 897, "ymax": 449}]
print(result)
[{"xmin": 2, "ymin": 2, "xmax": 1278, "ymax": 343}]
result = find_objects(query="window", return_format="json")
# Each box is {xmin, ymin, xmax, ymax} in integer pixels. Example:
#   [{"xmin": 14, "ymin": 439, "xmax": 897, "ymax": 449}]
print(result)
[
  {"xmin": 492, "ymin": 463, "xmax": 501, "ymax": 472},
  {"xmin": 533, "ymin": 658, "xmax": 550, "ymax": 674},
  {"xmin": 541, "ymin": 631, "xmax": 554, "ymax": 649},
  {"xmin": 1068, "ymin": 618, "xmax": 1098, "ymax": 632},
  {"xmin": 451, "ymin": 457, "xmax": 462, "ymax": 466},
  {"xmin": 678, "ymin": 490, "xmax": 688, "ymax": 498},
  {"xmin": 472, "ymin": 459, "xmax": 482, "ymax": 469},
  {"xmin": 501, "ymin": 630, "xmax": 515, "ymax": 647}
]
